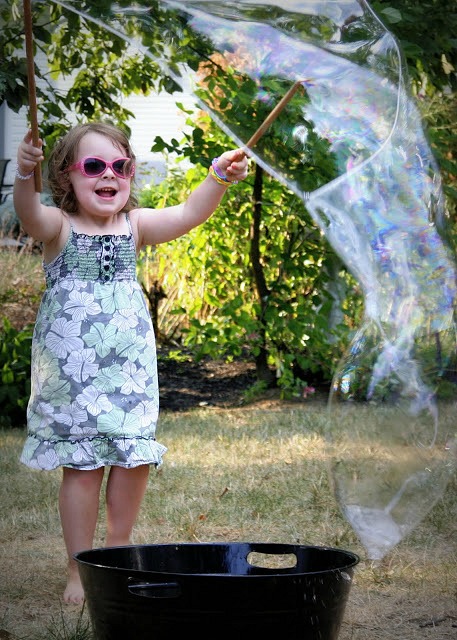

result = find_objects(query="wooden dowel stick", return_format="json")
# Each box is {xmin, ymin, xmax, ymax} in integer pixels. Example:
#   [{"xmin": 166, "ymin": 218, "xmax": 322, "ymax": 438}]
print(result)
[
  {"xmin": 245, "ymin": 80, "xmax": 304, "ymax": 150},
  {"xmin": 23, "ymin": 0, "xmax": 42, "ymax": 192}
]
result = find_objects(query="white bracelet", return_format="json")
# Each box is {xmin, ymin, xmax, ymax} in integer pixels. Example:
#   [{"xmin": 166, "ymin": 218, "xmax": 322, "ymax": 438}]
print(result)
[{"xmin": 15, "ymin": 163, "xmax": 35, "ymax": 180}]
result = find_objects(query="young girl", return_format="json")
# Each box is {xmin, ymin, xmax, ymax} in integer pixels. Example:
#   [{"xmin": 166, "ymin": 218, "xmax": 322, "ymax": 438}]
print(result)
[{"xmin": 14, "ymin": 122, "xmax": 249, "ymax": 605}]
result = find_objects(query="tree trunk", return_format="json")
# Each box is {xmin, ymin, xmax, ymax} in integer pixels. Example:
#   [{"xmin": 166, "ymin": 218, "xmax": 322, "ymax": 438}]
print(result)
[
  {"xmin": 250, "ymin": 164, "xmax": 275, "ymax": 386},
  {"xmin": 141, "ymin": 280, "xmax": 167, "ymax": 340}
]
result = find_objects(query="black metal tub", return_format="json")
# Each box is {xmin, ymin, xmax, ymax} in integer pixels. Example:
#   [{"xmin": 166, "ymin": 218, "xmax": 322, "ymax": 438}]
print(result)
[{"xmin": 75, "ymin": 542, "xmax": 359, "ymax": 639}]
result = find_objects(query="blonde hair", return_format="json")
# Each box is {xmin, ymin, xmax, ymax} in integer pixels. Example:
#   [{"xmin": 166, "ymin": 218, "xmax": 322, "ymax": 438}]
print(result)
[{"xmin": 47, "ymin": 122, "xmax": 138, "ymax": 214}]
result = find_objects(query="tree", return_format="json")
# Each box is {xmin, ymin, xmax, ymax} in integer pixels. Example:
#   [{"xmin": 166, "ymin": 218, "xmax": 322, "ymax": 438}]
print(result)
[
  {"xmin": 372, "ymin": 1, "xmax": 457, "ymax": 92},
  {"xmin": 2, "ymin": 1, "xmax": 454, "ymax": 181},
  {"xmin": 372, "ymin": 1, "xmax": 457, "ymax": 211},
  {"xmin": 144, "ymin": 1, "xmax": 457, "ymax": 392},
  {"xmin": 1, "ymin": 0, "xmax": 455, "ymax": 395},
  {"xmin": 1, "ymin": 1, "xmax": 181, "ymax": 145}
]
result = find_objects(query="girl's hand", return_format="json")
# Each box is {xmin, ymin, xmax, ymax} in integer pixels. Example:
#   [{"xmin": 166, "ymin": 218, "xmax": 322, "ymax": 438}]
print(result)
[
  {"xmin": 17, "ymin": 129, "xmax": 44, "ymax": 178},
  {"xmin": 215, "ymin": 148, "xmax": 249, "ymax": 184}
]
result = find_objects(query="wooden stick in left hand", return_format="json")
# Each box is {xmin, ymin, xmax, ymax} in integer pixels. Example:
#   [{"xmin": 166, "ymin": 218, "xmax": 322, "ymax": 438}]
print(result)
[{"xmin": 23, "ymin": 0, "xmax": 42, "ymax": 193}]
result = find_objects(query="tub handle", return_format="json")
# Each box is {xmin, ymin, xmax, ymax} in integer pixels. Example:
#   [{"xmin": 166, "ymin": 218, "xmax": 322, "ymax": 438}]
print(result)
[
  {"xmin": 246, "ymin": 544, "xmax": 299, "ymax": 572},
  {"xmin": 128, "ymin": 581, "xmax": 182, "ymax": 599}
]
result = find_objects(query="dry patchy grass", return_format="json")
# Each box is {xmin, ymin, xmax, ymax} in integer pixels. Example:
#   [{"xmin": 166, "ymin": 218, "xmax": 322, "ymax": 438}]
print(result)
[
  {"xmin": 0, "ymin": 406, "xmax": 456, "ymax": 639},
  {"xmin": 0, "ymin": 242, "xmax": 44, "ymax": 330}
]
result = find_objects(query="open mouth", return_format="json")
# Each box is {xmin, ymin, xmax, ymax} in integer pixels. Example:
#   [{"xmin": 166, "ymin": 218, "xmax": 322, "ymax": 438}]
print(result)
[{"xmin": 96, "ymin": 187, "xmax": 117, "ymax": 198}]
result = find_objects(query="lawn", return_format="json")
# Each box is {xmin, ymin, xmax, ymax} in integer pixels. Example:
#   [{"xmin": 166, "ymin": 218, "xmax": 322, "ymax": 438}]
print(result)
[{"xmin": 0, "ymin": 404, "xmax": 456, "ymax": 639}]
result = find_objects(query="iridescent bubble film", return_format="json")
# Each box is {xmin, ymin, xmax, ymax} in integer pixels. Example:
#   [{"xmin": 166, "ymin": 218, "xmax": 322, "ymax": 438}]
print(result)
[{"xmin": 53, "ymin": 0, "xmax": 457, "ymax": 559}]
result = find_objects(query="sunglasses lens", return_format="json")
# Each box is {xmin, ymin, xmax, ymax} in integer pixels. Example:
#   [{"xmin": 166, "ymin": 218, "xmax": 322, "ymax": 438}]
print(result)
[
  {"xmin": 83, "ymin": 158, "xmax": 106, "ymax": 176},
  {"xmin": 112, "ymin": 159, "xmax": 128, "ymax": 176}
]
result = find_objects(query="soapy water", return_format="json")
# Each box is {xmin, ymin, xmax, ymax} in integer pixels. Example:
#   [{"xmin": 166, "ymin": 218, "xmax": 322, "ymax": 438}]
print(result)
[{"xmin": 47, "ymin": 0, "xmax": 457, "ymax": 559}]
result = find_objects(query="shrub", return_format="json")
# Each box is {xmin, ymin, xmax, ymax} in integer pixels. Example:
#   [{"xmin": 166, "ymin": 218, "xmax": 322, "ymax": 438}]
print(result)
[{"xmin": 0, "ymin": 318, "xmax": 32, "ymax": 427}]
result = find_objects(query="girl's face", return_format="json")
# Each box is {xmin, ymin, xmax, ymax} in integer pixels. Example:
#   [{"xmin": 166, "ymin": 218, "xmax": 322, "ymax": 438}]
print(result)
[{"xmin": 68, "ymin": 132, "xmax": 133, "ymax": 218}]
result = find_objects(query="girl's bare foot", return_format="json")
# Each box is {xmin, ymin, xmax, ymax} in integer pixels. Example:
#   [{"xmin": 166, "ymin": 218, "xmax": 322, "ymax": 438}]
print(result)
[{"xmin": 63, "ymin": 565, "xmax": 85, "ymax": 605}]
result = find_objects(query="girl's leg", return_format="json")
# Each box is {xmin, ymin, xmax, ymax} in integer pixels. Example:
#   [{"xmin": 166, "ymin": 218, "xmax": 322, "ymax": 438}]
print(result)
[
  {"xmin": 59, "ymin": 466, "xmax": 105, "ymax": 605},
  {"xmin": 104, "ymin": 464, "xmax": 150, "ymax": 547}
]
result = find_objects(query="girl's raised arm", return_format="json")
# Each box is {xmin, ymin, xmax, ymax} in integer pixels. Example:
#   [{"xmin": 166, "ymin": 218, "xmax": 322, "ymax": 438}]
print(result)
[
  {"xmin": 13, "ymin": 130, "xmax": 62, "ymax": 242},
  {"xmin": 135, "ymin": 148, "xmax": 249, "ymax": 248}
]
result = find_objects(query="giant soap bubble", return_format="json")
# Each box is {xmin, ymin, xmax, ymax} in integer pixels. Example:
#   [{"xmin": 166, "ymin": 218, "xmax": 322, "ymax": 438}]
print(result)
[{"xmin": 52, "ymin": 0, "xmax": 457, "ymax": 559}]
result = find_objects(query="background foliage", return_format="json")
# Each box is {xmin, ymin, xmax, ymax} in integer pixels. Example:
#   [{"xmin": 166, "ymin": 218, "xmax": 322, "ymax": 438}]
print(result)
[{"xmin": 0, "ymin": 0, "xmax": 456, "ymax": 412}]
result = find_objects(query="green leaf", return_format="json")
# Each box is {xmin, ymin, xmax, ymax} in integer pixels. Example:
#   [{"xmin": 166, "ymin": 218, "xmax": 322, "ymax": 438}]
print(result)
[{"xmin": 380, "ymin": 7, "xmax": 402, "ymax": 23}]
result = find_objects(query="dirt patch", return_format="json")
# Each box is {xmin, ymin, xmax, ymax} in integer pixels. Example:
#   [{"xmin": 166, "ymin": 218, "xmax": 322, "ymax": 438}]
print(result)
[
  {"xmin": 156, "ymin": 345, "xmax": 329, "ymax": 412},
  {"xmin": 157, "ymin": 346, "xmax": 259, "ymax": 411}
]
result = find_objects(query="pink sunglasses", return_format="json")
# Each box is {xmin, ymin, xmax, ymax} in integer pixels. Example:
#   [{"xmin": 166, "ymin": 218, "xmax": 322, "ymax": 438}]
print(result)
[{"xmin": 65, "ymin": 156, "xmax": 135, "ymax": 179}]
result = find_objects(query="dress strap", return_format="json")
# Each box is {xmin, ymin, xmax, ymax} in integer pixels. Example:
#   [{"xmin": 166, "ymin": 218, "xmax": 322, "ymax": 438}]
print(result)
[
  {"xmin": 125, "ymin": 212, "xmax": 133, "ymax": 235},
  {"xmin": 65, "ymin": 216, "xmax": 74, "ymax": 242}
]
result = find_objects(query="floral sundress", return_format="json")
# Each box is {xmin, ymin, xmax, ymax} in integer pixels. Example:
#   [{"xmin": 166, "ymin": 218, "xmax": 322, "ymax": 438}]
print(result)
[{"xmin": 20, "ymin": 214, "xmax": 167, "ymax": 471}]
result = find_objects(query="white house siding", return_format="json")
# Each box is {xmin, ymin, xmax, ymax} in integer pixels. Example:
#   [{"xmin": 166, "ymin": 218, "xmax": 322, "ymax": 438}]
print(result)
[
  {"xmin": 0, "ymin": 103, "xmax": 29, "ymax": 189},
  {"xmin": 122, "ymin": 90, "xmax": 196, "ymax": 188}
]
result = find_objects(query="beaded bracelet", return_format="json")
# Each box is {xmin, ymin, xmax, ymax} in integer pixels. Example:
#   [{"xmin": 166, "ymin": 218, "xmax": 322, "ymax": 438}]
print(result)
[
  {"xmin": 15, "ymin": 163, "xmax": 35, "ymax": 181},
  {"xmin": 209, "ymin": 157, "xmax": 238, "ymax": 186}
]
